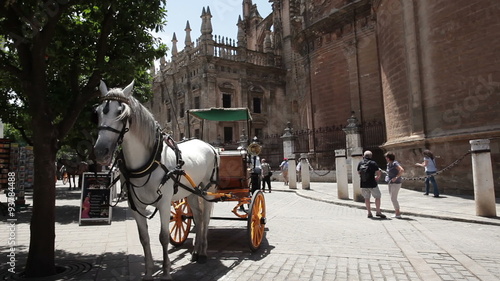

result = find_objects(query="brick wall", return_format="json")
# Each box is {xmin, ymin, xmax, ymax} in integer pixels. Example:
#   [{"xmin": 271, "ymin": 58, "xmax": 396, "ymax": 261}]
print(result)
[
  {"xmin": 377, "ymin": 0, "xmax": 411, "ymax": 141},
  {"xmin": 419, "ymin": 0, "xmax": 500, "ymax": 137},
  {"xmin": 376, "ymin": 0, "xmax": 500, "ymax": 195}
]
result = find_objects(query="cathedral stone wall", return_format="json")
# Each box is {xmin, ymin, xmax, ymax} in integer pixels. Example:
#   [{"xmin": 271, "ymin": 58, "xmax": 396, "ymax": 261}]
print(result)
[{"xmin": 376, "ymin": 0, "xmax": 500, "ymax": 194}]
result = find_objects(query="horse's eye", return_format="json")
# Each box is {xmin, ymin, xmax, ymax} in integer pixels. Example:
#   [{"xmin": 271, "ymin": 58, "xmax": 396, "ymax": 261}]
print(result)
[{"xmin": 103, "ymin": 101, "xmax": 110, "ymax": 114}]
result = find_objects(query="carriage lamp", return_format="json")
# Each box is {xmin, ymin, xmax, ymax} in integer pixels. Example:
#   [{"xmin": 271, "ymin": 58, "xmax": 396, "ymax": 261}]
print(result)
[{"xmin": 247, "ymin": 136, "xmax": 261, "ymax": 156}]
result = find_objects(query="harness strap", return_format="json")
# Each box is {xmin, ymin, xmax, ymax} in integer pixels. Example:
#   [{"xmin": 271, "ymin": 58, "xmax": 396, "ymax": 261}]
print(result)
[{"xmin": 120, "ymin": 129, "xmax": 164, "ymax": 179}]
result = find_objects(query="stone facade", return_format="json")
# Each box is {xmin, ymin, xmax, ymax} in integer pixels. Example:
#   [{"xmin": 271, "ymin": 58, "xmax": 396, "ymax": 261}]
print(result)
[
  {"xmin": 150, "ymin": 0, "xmax": 500, "ymax": 196},
  {"xmin": 150, "ymin": 5, "xmax": 287, "ymax": 149}
]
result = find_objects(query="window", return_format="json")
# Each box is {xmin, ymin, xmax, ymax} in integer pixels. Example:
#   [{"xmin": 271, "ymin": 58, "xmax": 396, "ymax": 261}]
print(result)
[
  {"xmin": 194, "ymin": 129, "xmax": 200, "ymax": 139},
  {"xmin": 254, "ymin": 128, "xmax": 263, "ymax": 140},
  {"xmin": 253, "ymin": 97, "xmax": 261, "ymax": 113},
  {"xmin": 223, "ymin": 94, "xmax": 231, "ymax": 108},
  {"xmin": 179, "ymin": 103, "xmax": 184, "ymax": 118},
  {"xmin": 224, "ymin": 127, "xmax": 233, "ymax": 143},
  {"xmin": 167, "ymin": 108, "xmax": 171, "ymax": 123},
  {"xmin": 194, "ymin": 96, "xmax": 200, "ymax": 109}
]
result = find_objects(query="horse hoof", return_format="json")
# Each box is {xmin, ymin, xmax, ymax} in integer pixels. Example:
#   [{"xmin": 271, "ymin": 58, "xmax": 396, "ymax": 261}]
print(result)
[
  {"xmin": 191, "ymin": 253, "xmax": 198, "ymax": 262},
  {"xmin": 197, "ymin": 255, "xmax": 208, "ymax": 264}
]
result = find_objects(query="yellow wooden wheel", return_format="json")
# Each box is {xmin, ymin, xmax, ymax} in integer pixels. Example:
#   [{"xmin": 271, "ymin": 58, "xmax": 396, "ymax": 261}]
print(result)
[
  {"xmin": 247, "ymin": 190, "xmax": 266, "ymax": 251},
  {"xmin": 169, "ymin": 198, "xmax": 193, "ymax": 246}
]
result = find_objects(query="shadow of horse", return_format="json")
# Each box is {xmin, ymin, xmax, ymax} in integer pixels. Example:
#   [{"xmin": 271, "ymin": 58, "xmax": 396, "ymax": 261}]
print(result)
[{"xmin": 58, "ymin": 158, "xmax": 89, "ymax": 190}]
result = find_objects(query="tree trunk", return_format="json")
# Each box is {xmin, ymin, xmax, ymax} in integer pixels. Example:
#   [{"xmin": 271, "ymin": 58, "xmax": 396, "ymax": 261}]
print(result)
[{"xmin": 23, "ymin": 97, "xmax": 58, "ymax": 277}]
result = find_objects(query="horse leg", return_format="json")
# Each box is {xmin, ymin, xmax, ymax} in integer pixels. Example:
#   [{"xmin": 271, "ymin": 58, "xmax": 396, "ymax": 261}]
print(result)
[
  {"xmin": 131, "ymin": 209, "xmax": 155, "ymax": 280},
  {"xmin": 158, "ymin": 203, "xmax": 173, "ymax": 281},
  {"xmin": 186, "ymin": 195, "xmax": 213, "ymax": 263}
]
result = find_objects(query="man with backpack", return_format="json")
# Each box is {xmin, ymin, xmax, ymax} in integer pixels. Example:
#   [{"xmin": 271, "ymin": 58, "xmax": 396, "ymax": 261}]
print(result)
[{"xmin": 358, "ymin": 150, "xmax": 386, "ymax": 219}]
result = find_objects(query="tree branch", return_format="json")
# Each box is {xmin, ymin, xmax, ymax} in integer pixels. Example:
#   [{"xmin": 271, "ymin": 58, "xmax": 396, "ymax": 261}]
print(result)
[{"xmin": 57, "ymin": 4, "xmax": 116, "ymax": 140}]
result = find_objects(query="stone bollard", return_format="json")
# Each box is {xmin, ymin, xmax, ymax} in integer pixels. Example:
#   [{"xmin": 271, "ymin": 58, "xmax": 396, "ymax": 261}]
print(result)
[
  {"xmin": 300, "ymin": 154, "xmax": 310, "ymax": 190},
  {"xmin": 335, "ymin": 149, "xmax": 349, "ymax": 199},
  {"xmin": 470, "ymin": 139, "xmax": 497, "ymax": 217},
  {"xmin": 351, "ymin": 147, "xmax": 364, "ymax": 202},
  {"xmin": 288, "ymin": 159, "xmax": 297, "ymax": 189}
]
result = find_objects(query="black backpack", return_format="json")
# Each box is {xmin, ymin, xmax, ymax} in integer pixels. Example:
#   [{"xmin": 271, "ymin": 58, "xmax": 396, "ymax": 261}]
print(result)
[{"xmin": 359, "ymin": 160, "xmax": 370, "ymax": 182}]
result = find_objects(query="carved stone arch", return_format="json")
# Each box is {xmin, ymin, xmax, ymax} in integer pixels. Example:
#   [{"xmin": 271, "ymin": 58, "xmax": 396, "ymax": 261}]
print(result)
[
  {"xmin": 248, "ymin": 84, "xmax": 264, "ymax": 93},
  {"xmin": 191, "ymin": 83, "xmax": 200, "ymax": 91},
  {"xmin": 252, "ymin": 116, "xmax": 268, "ymax": 125},
  {"xmin": 218, "ymin": 81, "xmax": 235, "ymax": 90}
]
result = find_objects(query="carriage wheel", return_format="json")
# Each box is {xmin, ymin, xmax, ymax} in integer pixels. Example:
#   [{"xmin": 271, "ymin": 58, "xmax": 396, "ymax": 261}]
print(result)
[
  {"xmin": 62, "ymin": 172, "xmax": 69, "ymax": 185},
  {"xmin": 169, "ymin": 198, "xmax": 193, "ymax": 246},
  {"xmin": 247, "ymin": 190, "xmax": 266, "ymax": 252}
]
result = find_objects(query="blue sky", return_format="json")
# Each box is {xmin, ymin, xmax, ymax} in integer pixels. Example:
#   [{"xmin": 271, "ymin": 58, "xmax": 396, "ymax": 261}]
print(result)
[{"xmin": 158, "ymin": 0, "xmax": 272, "ymax": 59}]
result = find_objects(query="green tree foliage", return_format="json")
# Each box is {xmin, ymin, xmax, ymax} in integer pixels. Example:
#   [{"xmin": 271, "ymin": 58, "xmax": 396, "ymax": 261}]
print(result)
[{"xmin": 0, "ymin": 1, "xmax": 167, "ymax": 277}]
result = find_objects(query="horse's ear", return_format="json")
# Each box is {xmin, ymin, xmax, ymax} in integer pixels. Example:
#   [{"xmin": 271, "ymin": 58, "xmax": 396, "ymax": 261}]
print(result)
[
  {"xmin": 123, "ymin": 80, "xmax": 135, "ymax": 98},
  {"xmin": 99, "ymin": 80, "xmax": 108, "ymax": 97}
]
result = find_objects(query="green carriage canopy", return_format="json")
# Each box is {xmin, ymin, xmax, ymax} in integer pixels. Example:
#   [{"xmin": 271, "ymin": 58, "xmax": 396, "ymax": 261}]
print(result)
[{"xmin": 188, "ymin": 108, "xmax": 252, "ymax": 121}]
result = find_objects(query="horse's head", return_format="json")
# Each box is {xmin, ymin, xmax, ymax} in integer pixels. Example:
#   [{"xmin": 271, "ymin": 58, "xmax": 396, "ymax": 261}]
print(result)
[{"xmin": 93, "ymin": 80, "xmax": 134, "ymax": 165}]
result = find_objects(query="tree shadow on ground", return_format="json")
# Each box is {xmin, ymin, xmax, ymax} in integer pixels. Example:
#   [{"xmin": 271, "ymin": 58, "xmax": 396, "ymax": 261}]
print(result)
[
  {"xmin": 0, "ymin": 247, "xmax": 147, "ymax": 281},
  {"xmin": 167, "ymin": 227, "xmax": 274, "ymax": 280}
]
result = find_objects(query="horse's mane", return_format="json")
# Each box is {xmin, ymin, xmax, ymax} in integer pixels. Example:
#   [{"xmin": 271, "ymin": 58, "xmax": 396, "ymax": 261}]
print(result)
[{"xmin": 106, "ymin": 88, "xmax": 159, "ymax": 149}]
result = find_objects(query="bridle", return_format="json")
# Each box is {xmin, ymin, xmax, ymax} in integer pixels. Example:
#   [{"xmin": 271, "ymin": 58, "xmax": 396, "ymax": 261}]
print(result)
[{"xmin": 97, "ymin": 95, "xmax": 130, "ymax": 145}]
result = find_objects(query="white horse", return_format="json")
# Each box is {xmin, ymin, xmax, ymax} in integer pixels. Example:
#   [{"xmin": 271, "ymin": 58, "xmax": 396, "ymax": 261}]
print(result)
[{"xmin": 93, "ymin": 81, "xmax": 218, "ymax": 280}]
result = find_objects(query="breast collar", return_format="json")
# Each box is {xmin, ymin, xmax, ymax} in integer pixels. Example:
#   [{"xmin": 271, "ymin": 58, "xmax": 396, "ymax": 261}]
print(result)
[{"xmin": 118, "ymin": 128, "xmax": 167, "ymax": 179}]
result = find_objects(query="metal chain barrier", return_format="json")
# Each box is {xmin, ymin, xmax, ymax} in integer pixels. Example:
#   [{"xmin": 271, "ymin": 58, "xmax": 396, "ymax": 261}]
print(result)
[
  {"xmin": 311, "ymin": 169, "xmax": 332, "ymax": 177},
  {"xmin": 302, "ymin": 158, "xmax": 332, "ymax": 177},
  {"xmin": 380, "ymin": 150, "xmax": 472, "ymax": 181}
]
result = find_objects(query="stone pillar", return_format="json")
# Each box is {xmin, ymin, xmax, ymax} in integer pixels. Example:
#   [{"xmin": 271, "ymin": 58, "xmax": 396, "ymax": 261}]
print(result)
[
  {"xmin": 343, "ymin": 112, "xmax": 362, "ymax": 153},
  {"xmin": 288, "ymin": 159, "xmax": 297, "ymax": 189},
  {"xmin": 351, "ymin": 147, "xmax": 364, "ymax": 202},
  {"xmin": 281, "ymin": 122, "xmax": 296, "ymax": 189},
  {"xmin": 300, "ymin": 153, "xmax": 310, "ymax": 190},
  {"xmin": 343, "ymin": 113, "xmax": 363, "ymax": 202},
  {"xmin": 335, "ymin": 149, "xmax": 349, "ymax": 199},
  {"xmin": 470, "ymin": 139, "xmax": 497, "ymax": 217}
]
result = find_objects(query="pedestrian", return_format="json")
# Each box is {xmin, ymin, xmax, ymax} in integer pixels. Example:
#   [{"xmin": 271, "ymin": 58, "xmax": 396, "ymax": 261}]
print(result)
[
  {"xmin": 415, "ymin": 150, "xmax": 440, "ymax": 197},
  {"xmin": 384, "ymin": 152, "xmax": 404, "ymax": 219},
  {"xmin": 358, "ymin": 150, "xmax": 386, "ymax": 219},
  {"xmin": 261, "ymin": 158, "xmax": 272, "ymax": 192},
  {"xmin": 250, "ymin": 155, "xmax": 262, "ymax": 194},
  {"xmin": 279, "ymin": 158, "xmax": 289, "ymax": 185}
]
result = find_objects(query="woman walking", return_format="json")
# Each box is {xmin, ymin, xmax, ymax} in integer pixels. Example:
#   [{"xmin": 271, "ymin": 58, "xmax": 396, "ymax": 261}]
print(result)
[
  {"xmin": 415, "ymin": 150, "xmax": 440, "ymax": 197},
  {"xmin": 385, "ymin": 152, "xmax": 404, "ymax": 218}
]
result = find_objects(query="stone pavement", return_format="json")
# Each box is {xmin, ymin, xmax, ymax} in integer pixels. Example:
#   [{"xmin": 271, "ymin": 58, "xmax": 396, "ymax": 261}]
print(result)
[
  {"xmin": 272, "ymin": 181, "xmax": 500, "ymax": 226},
  {"xmin": 1, "ymin": 179, "xmax": 499, "ymax": 280}
]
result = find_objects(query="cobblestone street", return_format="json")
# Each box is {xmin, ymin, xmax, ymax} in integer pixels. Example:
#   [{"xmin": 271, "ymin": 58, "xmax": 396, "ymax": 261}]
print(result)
[{"xmin": 1, "ymin": 181, "xmax": 500, "ymax": 280}]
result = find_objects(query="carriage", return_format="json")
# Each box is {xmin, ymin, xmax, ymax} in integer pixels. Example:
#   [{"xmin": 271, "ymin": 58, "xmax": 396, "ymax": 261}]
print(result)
[{"xmin": 169, "ymin": 108, "xmax": 266, "ymax": 252}]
